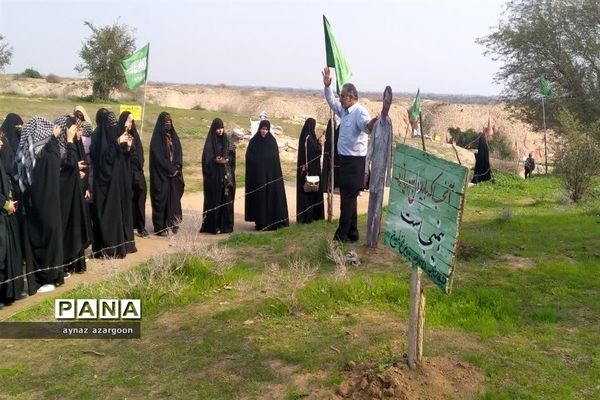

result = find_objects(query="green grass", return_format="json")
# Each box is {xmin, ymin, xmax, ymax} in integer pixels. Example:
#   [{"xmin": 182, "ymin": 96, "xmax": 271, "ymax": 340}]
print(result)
[{"xmin": 1, "ymin": 167, "xmax": 599, "ymax": 398}]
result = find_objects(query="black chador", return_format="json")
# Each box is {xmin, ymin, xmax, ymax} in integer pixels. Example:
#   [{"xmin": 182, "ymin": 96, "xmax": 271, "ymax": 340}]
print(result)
[
  {"xmin": 128, "ymin": 114, "xmax": 148, "ymax": 237},
  {"xmin": 0, "ymin": 113, "xmax": 23, "ymax": 174},
  {"xmin": 321, "ymin": 118, "xmax": 340, "ymax": 193},
  {"xmin": 296, "ymin": 118, "xmax": 324, "ymax": 224},
  {"xmin": 200, "ymin": 118, "xmax": 235, "ymax": 234},
  {"xmin": 56, "ymin": 116, "xmax": 91, "ymax": 272},
  {"xmin": 149, "ymin": 112, "xmax": 184, "ymax": 235},
  {"xmin": 15, "ymin": 116, "xmax": 64, "ymax": 293},
  {"xmin": 471, "ymin": 135, "xmax": 492, "ymax": 184},
  {"xmin": 244, "ymin": 120, "xmax": 289, "ymax": 231},
  {"xmin": 90, "ymin": 109, "xmax": 137, "ymax": 258},
  {"xmin": 0, "ymin": 133, "xmax": 23, "ymax": 305}
]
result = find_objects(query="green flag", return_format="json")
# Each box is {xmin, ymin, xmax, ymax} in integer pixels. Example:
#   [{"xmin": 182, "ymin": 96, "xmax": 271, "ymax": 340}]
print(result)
[
  {"xmin": 410, "ymin": 89, "xmax": 421, "ymax": 120},
  {"xmin": 323, "ymin": 15, "xmax": 352, "ymax": 95},
  {"xmin": 539, "ymin": 74, "xmax": 553, "ymax": 97},
  {"xmin": 120, "ymin": 43, "xmax": 149, "ymax": 90}
]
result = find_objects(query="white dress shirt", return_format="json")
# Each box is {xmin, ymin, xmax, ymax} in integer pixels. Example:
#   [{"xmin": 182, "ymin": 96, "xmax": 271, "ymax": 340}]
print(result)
[{"xmin": 324, "ymin": 85, "xmax": 371, "ymax": 156}]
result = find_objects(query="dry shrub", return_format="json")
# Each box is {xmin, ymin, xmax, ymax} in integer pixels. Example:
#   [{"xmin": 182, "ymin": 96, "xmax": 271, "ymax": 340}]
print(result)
[
  {"xmin": 261, "ymin": 260, "xmax": 317, "ymax": 312},
  {"xmin": 326, "ymin": 239, "xmax": 347, "ymax": 280}
]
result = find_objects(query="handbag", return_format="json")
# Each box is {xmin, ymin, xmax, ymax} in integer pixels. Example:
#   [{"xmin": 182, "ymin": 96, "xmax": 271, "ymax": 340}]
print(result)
[{"xmin": 303, "ymin": 135, "xmax": 320, "ymax": 193}]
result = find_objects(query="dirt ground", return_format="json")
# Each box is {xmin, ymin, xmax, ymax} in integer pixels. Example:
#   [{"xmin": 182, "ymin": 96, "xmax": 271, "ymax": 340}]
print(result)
[{"xmin": 0, "ymin": 183, "xmax": 386, "ymax": 321}]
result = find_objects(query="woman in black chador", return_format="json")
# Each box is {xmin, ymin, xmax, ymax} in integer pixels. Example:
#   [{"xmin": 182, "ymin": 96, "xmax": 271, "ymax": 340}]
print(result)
[
  {"xmin": 90, "ymin": 109, "xmax": 137, "ymax": 258},
  {"xmin": 471, "ymin": 135, "xmax": 492, "ymax": 184},
  {"xmin": 296, "ymin": 118, "xmax": 324, "ymax": 223},
  {"xmin": 0, "ymin": 126, "xmax": 22, "ymax": 306},
  {"xmin": 56, "ymin": 115, "xmax": 91, "ymax": 274},
  {"xmin": 200, "ymin": 118, "xmax": 235, "ymax": 234},
  {"xmin": 244, "ymin": 120, "xmax": 289, "ymax": 231},
  {"xmin": 149, "ymin": 112, "xmax": 184, "ymax": 235},
  {"xmin": 321, "ymin": 118, "xmax": 340, "ymax": 193},
  {"xmin": 15, "ymin": 116, "xmax": 64, "ymax": 293},
  {"xmin": 127, "ymin": 113, "xmax": 148, "ymax": 237}
]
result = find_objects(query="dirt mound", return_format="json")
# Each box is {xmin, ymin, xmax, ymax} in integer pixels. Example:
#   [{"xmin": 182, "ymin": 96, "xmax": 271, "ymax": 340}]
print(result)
[{"xmin": 333, "ymin": 357, "xmax": 484, "ymax": 400}]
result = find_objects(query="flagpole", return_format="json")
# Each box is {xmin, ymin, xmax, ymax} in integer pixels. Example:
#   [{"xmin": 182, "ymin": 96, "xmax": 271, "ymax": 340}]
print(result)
[
  {"xmin": 419, "ymin": 112, "xmax": 426, "ymax": 152},
  {"xmin": 542, "ymin": 95, "xmax": 547, "ymax": 174},
  {"xmin": 328, "ymin": 110, "xmax": 335, "ymax": 222},
  {"xmin": 140, "ymin": 80, "xmax": 147, "ymax": 140}
]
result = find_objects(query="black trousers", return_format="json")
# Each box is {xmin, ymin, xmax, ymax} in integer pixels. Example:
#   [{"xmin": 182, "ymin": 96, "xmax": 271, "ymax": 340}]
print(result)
[{"xmin": 334, "ymin": 155, "xmax": 365, "ymax": 242}]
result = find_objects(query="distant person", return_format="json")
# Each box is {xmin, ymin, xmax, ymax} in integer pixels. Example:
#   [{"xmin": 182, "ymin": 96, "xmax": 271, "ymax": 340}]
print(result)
[
  {"xmin": 524, "ymin": 153, "xmax": 535, "ymax": 179},
  {"xmin": 296, "ymin": 117, "xmax": 324, "ymax": 224},
  {"xmin": 200, "ymin": 118, "xmax": 236, "ymax": 234},
  {"xmin": 244, "ymin": 120, "xmax": 289, "ymax": 231},
  {"xmin": 149, "ymin": 112, "xmax": 184, "ymax": 236},
  {"xmin": 322, "ymin": 67, "xmax": 376, "ymax": 242},
  {"xmin": 471, "ymin": 135, "xmax": 492, "ymax": 184},
  {"xmin": 365, "ymin": 86, "xmax": 394, "ymax": 248}
]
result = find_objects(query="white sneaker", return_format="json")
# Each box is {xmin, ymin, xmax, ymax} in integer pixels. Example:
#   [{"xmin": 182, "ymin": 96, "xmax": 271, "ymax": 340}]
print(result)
[
  {"xmin": 64, "ymin": 272, "xmax": 72, "ymax": 280},
  {"xmin": 37, "ymin": 284, "xmax": 56, "ymax": 293}
]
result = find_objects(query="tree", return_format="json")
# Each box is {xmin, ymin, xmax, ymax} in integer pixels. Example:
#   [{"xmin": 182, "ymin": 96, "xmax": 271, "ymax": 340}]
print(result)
[
  {"xmin": 0, "ymin": 34, "xmax": 13, "ymax": 72},
  {"xmin": 75, "ymin": 21, "xmax": 136, "ymax": 100},
  {"xmin": 554, "ymin": 109, "xmax": 600, "ymax": 202},
  {"xmin": 477, "ymin": 0, "xmax": 600, "ymax": 131}
]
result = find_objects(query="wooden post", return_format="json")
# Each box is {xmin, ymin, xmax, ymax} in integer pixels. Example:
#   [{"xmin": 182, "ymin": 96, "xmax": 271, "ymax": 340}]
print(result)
[
  {"xmin": 407, "ymin": 265, "xmax": 423, "ymax": 369},
  {"xmin": 417, "ymin": 289, "xmax": 425, "ymax": 361},
  {"xmin": 451, "ymin": 141, "xmax": 462, "ymax": 165},
  {"xmin": 327, "ymin": 110, "xmax": 335, "ymax": 222},
  {"xmin": 139, "ymin": 80, "xmax": 147, "ymax": 140}
]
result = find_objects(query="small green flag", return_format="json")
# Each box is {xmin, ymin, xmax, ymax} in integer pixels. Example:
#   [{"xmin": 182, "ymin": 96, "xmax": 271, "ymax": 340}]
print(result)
[
  {"xmin": 121, "ymin": 43, "xmax": 149, "ymax": 90},
  {"xmin": 410, "ymin": 89, "xmax": 421, "ymax": 120},
  {"xmin": 539, "ymin": 74, "xmax": 553, "ymax": 97},
  {"xmin": 323, "ymin": 15, "xmax": 352, "ymax": 95}
]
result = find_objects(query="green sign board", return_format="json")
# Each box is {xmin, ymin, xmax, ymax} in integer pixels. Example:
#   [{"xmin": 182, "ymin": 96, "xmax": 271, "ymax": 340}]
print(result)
[{"xmin": 384, "ymin": 143, "xmax": 469, "ymax": 294}]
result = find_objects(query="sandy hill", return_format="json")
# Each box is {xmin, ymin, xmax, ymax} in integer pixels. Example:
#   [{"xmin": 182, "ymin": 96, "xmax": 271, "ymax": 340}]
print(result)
[{"xmin": 0, "ymin": 75, "xmax": 555, "ymax": 164}]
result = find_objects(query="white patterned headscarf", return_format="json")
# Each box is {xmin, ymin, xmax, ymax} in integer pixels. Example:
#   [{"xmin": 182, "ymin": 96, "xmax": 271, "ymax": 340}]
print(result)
[
  {"xmin": 53, "ymin": 115, "xmax": 71, "ymax": 160},
  {"xmin": 15, "ymin": 116, "xmax": 54, "ymax": 191}
]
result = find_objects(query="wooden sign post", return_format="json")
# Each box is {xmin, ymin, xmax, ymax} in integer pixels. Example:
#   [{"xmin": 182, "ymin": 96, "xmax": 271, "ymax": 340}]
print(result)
[{"xmin": 384, "ymin": 143, "xmax": 469, "ymax": 368}]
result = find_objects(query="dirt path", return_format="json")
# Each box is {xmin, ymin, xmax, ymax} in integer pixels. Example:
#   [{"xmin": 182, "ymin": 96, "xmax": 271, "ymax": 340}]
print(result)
[{"xmin": 0, "ymin": 183, "xmax": 388, "ymax": 320}]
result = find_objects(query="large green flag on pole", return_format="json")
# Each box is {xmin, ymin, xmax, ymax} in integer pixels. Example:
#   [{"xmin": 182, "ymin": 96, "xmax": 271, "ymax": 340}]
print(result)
[
  {"xmin": 121, "ymin": 43, "xmax": 149, "ymax": 90},
  {"xmin": 539, "ymin": 74, "xmax": 553, "ymax": 97},
  {"xmin": 323, "ymin": 15, "xmax": 352, "ymax": 95},
  {"xmin": 410, "ymin": 89, "xmax": 421, "ymax": 120}
]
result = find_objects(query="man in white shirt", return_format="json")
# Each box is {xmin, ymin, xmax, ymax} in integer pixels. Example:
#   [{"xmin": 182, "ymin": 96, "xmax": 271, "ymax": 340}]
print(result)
[{"xmin": 322, "ymin": 67, "xmax": 376, "ymax": 242}]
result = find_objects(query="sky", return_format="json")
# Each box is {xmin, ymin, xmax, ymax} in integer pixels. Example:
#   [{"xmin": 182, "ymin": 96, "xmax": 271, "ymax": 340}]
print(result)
[{"xmin": 0, "ymin": 0, "xmax": 507, "ymax": 96}]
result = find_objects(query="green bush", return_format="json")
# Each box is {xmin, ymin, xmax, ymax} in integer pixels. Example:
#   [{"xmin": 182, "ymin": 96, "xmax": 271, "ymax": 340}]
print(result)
[
  {"xmin": 489, "ymin": 132, "xmax": 515, "ymax": 160},
  {"xmin": 448, "ymin": 126, "xmax": 515, "ymax": 160},
  {"xmin": 555, "ymin": 109, "xmax": 600, "ymax": 202},
  {"xmin": 21, "ymin": 68, "xmax": 42, "ymax": 79},
  {"xmin": 45, "ymin": 73, "xmax": 61, "ymax": 83},
  {"xmin": 448, "ymin": 127, "xmax": 480, "ymax": 149}
]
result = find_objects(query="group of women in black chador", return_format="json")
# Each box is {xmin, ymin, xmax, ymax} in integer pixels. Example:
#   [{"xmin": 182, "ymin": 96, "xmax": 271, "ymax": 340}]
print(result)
[
  {"xmin": 0, "ymin": 108, "xmax": 185, "ymax": 308},
  {"xmin": 0, "ymin": 111, "xmax": 328, "ymax": 309}
]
